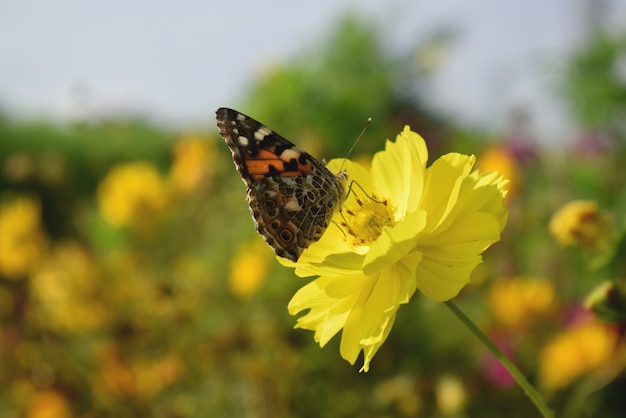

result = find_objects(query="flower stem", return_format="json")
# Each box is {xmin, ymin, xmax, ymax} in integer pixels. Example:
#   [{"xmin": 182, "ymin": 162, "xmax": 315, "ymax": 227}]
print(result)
[{"xmin": 444, "ymin": 300, "xmax": 554, "ymax": 418}]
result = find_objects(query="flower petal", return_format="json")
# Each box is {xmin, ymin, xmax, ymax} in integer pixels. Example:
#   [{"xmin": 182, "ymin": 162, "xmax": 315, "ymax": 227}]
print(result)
[
  {"xmin": 419, "ymin": 211, "xmax": 503, "ymax": 257},
  {"xmin": 288, "ymin": 254, "xmax": 420, "ymax": 371},
  {"xmin": 326, "ymin": 158, "xmax": 375, "ymax": 196},
  {"xmin": 340, "ymin": 255, "xmax": 420, "ymax": 371},
  {"xmin": 371, "ymin": 127, "xmax": 428, "ymax": 218},
  {"xmin": 419, "ymin": 153, "xmax": 475, "ymax": 233},
  {"xmin": 414, "ymin": 253, "xmax": 481, "ymax": 301},
  {"xmin": 294, "ymin": 251, "xmax": 365, "ymax": 278},
  {"xmin": 288, "ymin": 274, "xmax": 368, "ymax": 346},
  {"xmin": 290, "ymin": 222, "xmax": 363, "ymax": 277},
  {"xmin": 452, "ymin": 170, "xmax": 509, "ymax": 230},
  {"xmin": 362, "ymin": 209, "xmax": 427, "ymax": 275}
]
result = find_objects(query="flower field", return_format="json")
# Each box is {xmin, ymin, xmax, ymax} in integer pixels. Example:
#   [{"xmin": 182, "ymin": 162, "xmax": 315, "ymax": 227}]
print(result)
[{"xmin": 1, "ymin": 17, "xmax": 625, "ymax": 418}]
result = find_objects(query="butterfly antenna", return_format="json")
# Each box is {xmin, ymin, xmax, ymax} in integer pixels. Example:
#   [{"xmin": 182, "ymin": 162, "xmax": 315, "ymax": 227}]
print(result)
[{"xmin": 338, "ymin": 117, "xmax": 372, "ymax": 172}]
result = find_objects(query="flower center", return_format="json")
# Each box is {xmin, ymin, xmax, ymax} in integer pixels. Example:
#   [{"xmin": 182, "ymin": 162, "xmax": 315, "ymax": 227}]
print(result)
[{"xmin": 340, "ymin": 194, "xmax": 396, "ymax": 247}]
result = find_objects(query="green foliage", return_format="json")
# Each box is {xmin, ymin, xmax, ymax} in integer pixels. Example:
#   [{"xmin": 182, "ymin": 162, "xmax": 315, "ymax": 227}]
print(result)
[
  {"xmin": 564, "ymin": 32, "xmax": 626, "ymax": 136},
  {"xmin": 243, "ymin": 15, "xmax": 446, "ymax": 158}
]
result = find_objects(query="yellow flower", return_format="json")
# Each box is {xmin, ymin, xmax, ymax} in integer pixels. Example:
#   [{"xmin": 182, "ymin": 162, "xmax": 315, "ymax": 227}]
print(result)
[
  {"xmin": 436, "ymin": 375, "xmax": 467, "ymax": 415},
  {"xmin": 169, "ymin": 134, "xmax": 216, "ymax": 193},
  {"xmin": 97, "ymin": 161, "xmax": 168, "ymax": 228},
  {"xmin": 549, "ymin": 200, "xmax": 614, "ymax": 251},
  {"xmin": 488, "ymin": 277, "xmax": 555, "ymax": 328},
  {"xmin": 26, "ymin": 390, "xmax": 72, "ymax": 418},
  {"xmin": 0, "ymin": 195, "xmax": 46, "ymax": 279},
  {"xmin": 286, "ymin": 127, "xmax": 508, "ymax": 371},
  {"xmin": 228, "ymin": 238, "xmax": 272, "ymax": 299},
  {"xmin": 131, "ymin": 353, "xmax": 184, "ymax": 398},
  {"xmin": 30, "ymin": 241, "xmax": 108, "ymax": 333},
  {"xmin": 375, "ymin": 374, "xmax": 422, "ymax": 416},
  {"xmin": 477, "ymin": 144, "xmax": 520, "ymax": 200},
  {"xmin": 539, "ymin": 318, "xmax": 618, "ymax": 390}
]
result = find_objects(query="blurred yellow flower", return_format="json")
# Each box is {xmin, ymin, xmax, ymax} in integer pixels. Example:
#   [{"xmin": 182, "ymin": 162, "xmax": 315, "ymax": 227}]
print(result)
[
  {"xmin": 229, "ymin": 238, "xmax": 272, "ymax": 299},
  {"xmin": 286, "ymin": 127, "xmax": 509, "ymax": 371},
  {"xmin": 169, "ymin": 134, "xmax": 216, "ymax": 193},
  {"xmin": 30, "ymin": 241, "xmax": 108, "ymax": 333},
  {"xmin": 26, "ymin": 390, "xmax": 71, "ymax": 418},
  {"xmin": 132, "ymin": 353, "xmax": 184, "ymax": 398},
  {"xmin": 477, "ymin": 144, "xmax": 520, "ymax": 200},
  {"xmin": 0, "ymin": 195, "xmax": 46, "ymax": 280},
  {"xmin": 97, "ymin": 161, "xmax": 168, "ymax": 228},
  {"xmin": 539, "ymin": 318, "xmax": 618, "ymax": 390},
  {"xmin": 549, "ymin": 200, "xmax": 614, "ymax": 251},
  {"xmin": 488, "ymin": 278, "xmax": 555, "ymax": 328},
  {"xmin": 436, "ymin": 375, "xmax": 467, "ymax": 415},
  {"xmin": 374, "ymin": 374, "xmax": 421, "ymax": 416},
  {"xmin": 92, "ymin": 344, "xmax": 183, "ymax": 399},
  {"xmin": 95, "ymin": 344, "xmax": 136, "ymax": 397}
]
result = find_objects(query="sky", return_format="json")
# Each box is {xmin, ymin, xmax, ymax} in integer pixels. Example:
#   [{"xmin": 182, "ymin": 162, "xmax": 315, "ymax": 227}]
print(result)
[{"xmin": 1, "ymin": 0, "xmax": 626, "ymax": 140}]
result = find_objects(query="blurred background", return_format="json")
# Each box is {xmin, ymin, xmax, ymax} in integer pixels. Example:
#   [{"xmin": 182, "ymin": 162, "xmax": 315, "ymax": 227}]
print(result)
[{"xmin": 2, "ymin": 0, "xmax": 626, "ymax": 417}]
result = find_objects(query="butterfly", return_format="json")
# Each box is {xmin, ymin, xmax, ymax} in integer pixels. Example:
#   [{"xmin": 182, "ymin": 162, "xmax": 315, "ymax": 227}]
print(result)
[{"xmin": 216, "ymin": 108, "xmax": 347, "ymax": 261}]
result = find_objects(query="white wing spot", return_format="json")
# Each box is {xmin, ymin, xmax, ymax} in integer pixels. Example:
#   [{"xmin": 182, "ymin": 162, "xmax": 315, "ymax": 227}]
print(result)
[
  {"xmin": 254, "ymin": 127, "xmax": 272, "ymax": 141},
  {"xmin": 233, "ymin": 128, "xmax": 239, "ymax": 135},
  {"xmin": 280, "ymin": 148, "xmax": 300, "ymax": 162},
  {"xmin": 236, "ymin": 113, "xmax": 246, "ymax": 121},
  {"xmin": 284, "ymin": 198, "xmax": 301, "ymax": 211},
  {"xmin": 238, "ymin": 136, "xmax": 249, "ymax": 146}
]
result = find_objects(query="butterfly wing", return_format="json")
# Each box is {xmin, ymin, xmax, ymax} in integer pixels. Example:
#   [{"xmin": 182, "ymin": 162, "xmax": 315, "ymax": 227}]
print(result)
[{"xmin": 216, "ymin": 108, "xmax": 345, "ymax": 261}]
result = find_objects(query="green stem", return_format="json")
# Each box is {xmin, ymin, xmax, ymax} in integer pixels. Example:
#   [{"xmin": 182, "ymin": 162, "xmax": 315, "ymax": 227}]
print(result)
[{"xmin": 444, "ymin": 300, "xmax": 554, "ymax": 418}]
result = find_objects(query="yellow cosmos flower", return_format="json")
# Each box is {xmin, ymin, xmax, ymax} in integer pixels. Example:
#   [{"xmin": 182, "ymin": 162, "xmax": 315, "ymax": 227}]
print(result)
[
  {"xmin": 477, "ymin": 144, "xmax": 520, "ymax": 200},
  {"xmin": 131, "ymin": 353, "xmax": 183, "ymax": 397},
  {"xmin": 30, "ymin": 241, "xmax": 108, "ymax": 333},
  {"xmin": 97, "ymin": 161, "xmax": 169, "ymax": 228},
  {"xmin": 26, "ymin": 390, "xmax": 72, "ymax": 418},
  {"xmin": 169, "ymin": 134, "xmax": 216, "ymax": 193},
  {"xmin": 286, "ymin": 127, "xmax": 509, "ymax": 371},
  {"xmin": 549, "ymin": 200, "xmax": 614, "ymax": 252},
  {"xmin": 488, "ymin": 277, "xmax": 555, "ymax": 329},
  {"xmin": 0, "ymin": 195, "xmax": 46, "ymax": 280},
  {"xmin": 436, "ymin": 375, "xmax": 468, "ymax": 415},
  {"xmin": 539, "ymin": 318, "xmax": 618, "ymax": 390},
  {"xmin": 229, "ymin": 239, "xmax": 272, "ymax": 299}
]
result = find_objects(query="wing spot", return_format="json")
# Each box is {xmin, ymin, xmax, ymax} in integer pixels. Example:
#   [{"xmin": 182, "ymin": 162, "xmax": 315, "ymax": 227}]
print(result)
[
  {"xmin": 280, "ymin": 148, "xmax": 300, "ymax": 162},
  {"xmin": 280, "ymin": 229, "xmax": 293, "ymax": 242},
  {"xmin": 236, "ymin": 113, "xmax": 246, "ymax": 121},
  {"xmin": 237, "ymin": 136, "xmax": 249, "ymax": 146},
  {"xmin": 254, "ymin": 127, "xmax": 272, "ymax": 140},
  {"xmin": 284, "ymin": 199, "xmax": 301, "ymax": 211},
  {"xmin": 233, "ymin": 128, "xmax": 239, "ymax": 135}
]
